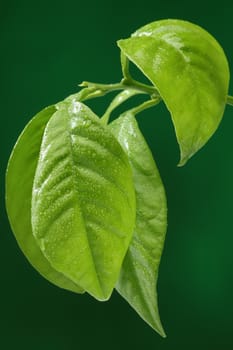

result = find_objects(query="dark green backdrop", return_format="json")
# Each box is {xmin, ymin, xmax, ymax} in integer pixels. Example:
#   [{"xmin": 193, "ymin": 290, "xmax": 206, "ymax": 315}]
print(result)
[{"xmin": 1, "ymin": 0, "xmax": 233, "ymax": 349}]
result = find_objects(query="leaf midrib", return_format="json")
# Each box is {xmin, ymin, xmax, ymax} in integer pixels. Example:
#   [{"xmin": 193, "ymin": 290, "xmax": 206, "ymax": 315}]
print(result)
[{"xmin": 66, "ymin": 112, "xmax": 104, "ymax": 297}]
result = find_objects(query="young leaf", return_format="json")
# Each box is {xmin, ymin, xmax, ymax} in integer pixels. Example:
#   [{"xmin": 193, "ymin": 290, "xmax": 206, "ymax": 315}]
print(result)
[
  {"xmin": 110, "ymin": 113, "xmax": 167, "ymax": 336},
  {"xmin": 118, "ymin": 19, "xmax": 230, "ymax": 165},
  {"xmin": 6, "ymin": 106, "xmax": 84, "ymax": 293},
  {"xmin": 31, "ymin": 100, "xmax": 136, "ymax": 301}
]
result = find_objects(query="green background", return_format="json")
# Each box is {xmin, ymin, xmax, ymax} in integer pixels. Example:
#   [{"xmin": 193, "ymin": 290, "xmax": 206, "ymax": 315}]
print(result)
[{"xmin": 1, "ymin": 0, "xmax": 233, "ymax": 349}]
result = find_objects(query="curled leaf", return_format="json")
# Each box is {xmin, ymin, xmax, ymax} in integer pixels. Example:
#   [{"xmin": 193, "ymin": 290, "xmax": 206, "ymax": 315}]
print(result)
[{"xmin": 118, "ymin": 19, "xmax": 230, "ymax": 165}]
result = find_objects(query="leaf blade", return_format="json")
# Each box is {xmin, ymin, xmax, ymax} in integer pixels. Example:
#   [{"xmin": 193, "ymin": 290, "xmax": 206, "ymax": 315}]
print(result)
[
  {"xmin": 118, "ymin": 19, "xmax": 230, "ymax": 165},
  {"xmin": 6, "ymin": 106, "xmax": 84, "ymax": 293},
  {"xmin": 32, "ymin": 100, "xmax": 136, "ymax": 301},
  {"xmin": 110, "ymin": 113, "xmax": 167, "ymax": 336}
]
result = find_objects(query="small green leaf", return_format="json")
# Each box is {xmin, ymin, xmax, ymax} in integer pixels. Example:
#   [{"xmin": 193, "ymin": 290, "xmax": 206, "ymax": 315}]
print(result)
[
  {"xmin": 32, "ymin": 100, "xmax": 136, "ymax": 301},
  {"xmin": 118, "ymin": 19, "xmax": 230, "ymax": 165},
  {"xmin": 6, "ymin": 106, "xmax": 84, "ymax": 293},
  {"xmin": 110, "ymin": 113, "xmax": 167, "ymax": 336}
]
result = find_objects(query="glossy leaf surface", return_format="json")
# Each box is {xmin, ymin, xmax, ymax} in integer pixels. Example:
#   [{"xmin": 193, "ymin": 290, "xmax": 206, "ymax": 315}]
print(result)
[
  {"xmin": 110, "ymin": 113, "xmax": 167, "ymax": 336},
  {"xmin": 118, "ymin": 19, "xmax": 230, "ymax": 165},
  {"xmin": 6, "ymin": 106, "xmax": 84, "ymax": 293},
  {"xmin": 32, "ymin": 100, "xmax": 136, "ymax": 301}
]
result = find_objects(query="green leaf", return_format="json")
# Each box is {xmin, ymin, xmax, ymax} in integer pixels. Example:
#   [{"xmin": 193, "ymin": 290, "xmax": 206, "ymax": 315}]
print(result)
[
  {"xmin": 6, "ymin": 106, "xmax": 84, "ymax": 293},
  {"xmin": 32, "ymin": 100, "xmax": 136, "ymax": 301},
  {"xmin": 110, "ymin": 112, "xmax": 167, "ymax": 336},
  {"xmin": 118, "ymin": 19, "xmax": 230, "ymax": 165}
]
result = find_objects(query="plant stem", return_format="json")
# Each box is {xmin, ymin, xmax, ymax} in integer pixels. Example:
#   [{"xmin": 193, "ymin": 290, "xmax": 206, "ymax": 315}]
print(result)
[
  {"xmin": 126, "ymin": 96, "xmax": 162, "ymax": 116},
  {"xmin": 74, "ymin": 80, "xmax": 161, "ymax": 125},
  {"xmin": 79, "ymin": 78, "xmax": 159, "ymax": 97},
  {"xmin": 120, "ymin": 52, "xmax": 131, "ymax": 80},
  {"xmin": 101, "ymin": 89, "xmax": 140, "ymax": 124}
]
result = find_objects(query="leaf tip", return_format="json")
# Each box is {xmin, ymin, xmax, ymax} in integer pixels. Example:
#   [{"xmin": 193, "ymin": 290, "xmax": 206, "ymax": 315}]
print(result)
[
  {"xmin": 153, "ymin": 318, "xmax": 167, "ymax": 338},
  {"xmin": 160, "ymin": 330, "xmax": 167, "ymax": 338},
  {"xmin": 153, "ymin": 321, "xmax": 166, "ymax": 338},
  {"xmin": 177, "ymin": 148, "xmax": 193, "ymax": 167},
  {"xmin": 177, "ymin": 158, "xmax": 188, "ymax": 167}
]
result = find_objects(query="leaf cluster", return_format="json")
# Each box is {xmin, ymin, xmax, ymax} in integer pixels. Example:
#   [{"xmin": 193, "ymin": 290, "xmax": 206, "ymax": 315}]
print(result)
[{"xmin": 5, "ymin": 19, "xmax": 231, "ymax": 336}]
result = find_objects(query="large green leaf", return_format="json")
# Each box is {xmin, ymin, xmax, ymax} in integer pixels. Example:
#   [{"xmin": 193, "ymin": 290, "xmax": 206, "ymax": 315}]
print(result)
[
  {"xmin": 110, "ymin": 113, "xmax": 167, "ymax": 336},
  {"xmin": 31, "ymin": 100, "xmax": 136, "ymax": 301},
  {"xmin": 118, "ymin": 19, "xmax": 230, "ymax": 165},
  {"xmin": 6, "ymin": 106, "xmax": 84, "ymax": 293}
]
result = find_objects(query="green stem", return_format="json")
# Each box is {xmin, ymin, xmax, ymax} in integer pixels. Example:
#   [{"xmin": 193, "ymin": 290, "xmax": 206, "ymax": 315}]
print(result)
[
  {"xmin": 79, "ymin": 78, "xmax": 159, "ymax": 97},
  {"xmin": 227, "ymin": 95, "xmax": 233, "ymax": 106},
  {"xmin": 64, "ymin": 87, "xmax": 104, "ymax": 103},
  {"xmin": 120, "ymin": 52, "xmax": 131, "ymax": 80},
  {"xmin": 127, "ymin": 96, "xmax": 162, "ymax": 116},
  {"xmin": 72, "ymin": 81, "xmax": 161, "ymax": 125},
  {"xmin": 123, "ymin": 78, "xmax": 159, "ymax": 96},
  {"xmin": 101, "ymin": 89, "xmax": 140, "ymax": 125}
]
